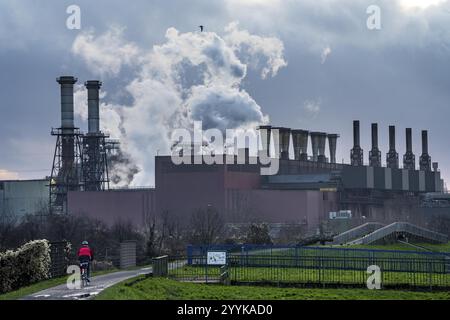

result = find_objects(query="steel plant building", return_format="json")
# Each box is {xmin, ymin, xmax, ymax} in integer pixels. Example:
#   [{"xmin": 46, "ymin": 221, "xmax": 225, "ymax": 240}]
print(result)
[
  {"xmin": 1, "ymin": 76, "xmax": 447, "ymax": 236},
  {"xmin": 68, "ymin": 121, "xmax": 445, "ymax": 232}
]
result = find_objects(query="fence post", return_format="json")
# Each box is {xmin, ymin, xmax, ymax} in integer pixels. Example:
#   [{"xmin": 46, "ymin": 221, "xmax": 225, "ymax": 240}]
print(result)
[
  {"xmin": 187, "ymin": 245, "xmax": 193, "ymax": 266},
  {"xmin": 152, "ymin": 255, "xmax": 169, "ymax": 277},
  {"xmin": 428, "ymin": 261, "xmax": 433, "ymax": 291},
  {"xmin": 318, "ymin": 255, "xmax": 322, "ymax": 286},
  {"xmin": 120, "ymin": 241, "xmax": 137, "ymax": 269},
  {"xmin": 220, "ymin": 264, "xmax": 230, "ymax": 286}
]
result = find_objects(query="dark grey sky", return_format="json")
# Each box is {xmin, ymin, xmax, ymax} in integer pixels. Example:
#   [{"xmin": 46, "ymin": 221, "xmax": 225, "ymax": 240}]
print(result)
[{"xmin": 0, "ymin": 0, "xmax": 449, "ymax": 187}]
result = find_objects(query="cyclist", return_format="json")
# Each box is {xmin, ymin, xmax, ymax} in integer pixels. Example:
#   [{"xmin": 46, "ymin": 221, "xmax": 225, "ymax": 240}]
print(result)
[{"xmin": 77, "ymin": 241, "xmax": 94, "ymax": 283}]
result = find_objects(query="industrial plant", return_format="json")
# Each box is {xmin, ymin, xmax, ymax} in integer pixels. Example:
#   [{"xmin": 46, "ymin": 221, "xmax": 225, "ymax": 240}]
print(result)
[{"xmin": 1, "ymin": 76, "xmax": 449, "ymax": 240}]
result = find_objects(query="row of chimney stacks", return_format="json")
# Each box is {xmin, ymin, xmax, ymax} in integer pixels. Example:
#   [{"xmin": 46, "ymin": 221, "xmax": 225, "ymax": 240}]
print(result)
[
  {"xmin": 351, "ymin": 120, "xmax": 433, "ymax": 171},
  {"xmin": 258, "ymin": 126, "xmax": 339, "ymax": 163}
]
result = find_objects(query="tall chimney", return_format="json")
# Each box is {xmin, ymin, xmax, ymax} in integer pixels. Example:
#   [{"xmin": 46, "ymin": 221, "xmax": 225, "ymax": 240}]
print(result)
[
  {"xmin": 310, "ymin": 132, "xmax": 321, "ymax": 162},
  {"xmin": 258, "ymin": 125, "xmax": 272, "ymax": 158},
  {"xmin": 386, "ymin": 125, "xmax": 399, "ymax": 168},
  {"xmin": 403, "ymin": 128, "xmax": 415, "ymax": 170},
  {"xmin": 57, "ymin": 76, "xmax": 77, "ymax": 131},
  {"xmin": 292, "ymin": 129, "xmax": 309, "ymax": 161},
  {"xmin": 57, "ymin": 76, "xmax": 78, "ymax": 168},
  {"xmin": 369, "ymin": 123, "xmax": 381, "ymax": 167},
  {"xmin": 350, "ymin": 120, "xmax": 363, "ymax": 166},
  {"xmin": 420, "ymin": 130, "xmax": 431, "ymax": 171},
  {"xmin": 317, "ymin": 132, "xmax": 327, "ymax": 163},
  {"xmin": 85, "ymin": 80, "xmax": 102, "ymax": 133},
  {"xmin": 327, "ymin": 134, "xmax": 339, "ymax": 164},
  {"xmin": 274, "ymin": 127, "xmax": 291, "ymax": 160}
]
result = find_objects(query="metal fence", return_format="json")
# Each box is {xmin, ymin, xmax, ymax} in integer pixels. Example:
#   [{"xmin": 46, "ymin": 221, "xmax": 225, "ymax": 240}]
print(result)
[
  {"xmin": 188, "ymin": 244, "xmax": 450, "ymax": 261},
  {"xmin": 170, "ymin": 247, "xmax": 450, "ymax": 290},
  {"xmin": 49, "ymin": 241, "xmax": 69, "ymax": 278}
]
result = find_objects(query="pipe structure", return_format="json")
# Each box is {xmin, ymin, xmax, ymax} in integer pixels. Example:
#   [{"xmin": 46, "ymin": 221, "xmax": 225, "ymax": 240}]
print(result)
[
  {"xmin": 403, "ymin": 128, "xmax": 415, "ymax": 170},
  {"xmin": 386, "ymin": 125, "xmax": 399, "ymax": 168},
  {"xmin": 258, "ymin": 125, "xmax": 272, "ymax": 158},
  {"xmin": 420, "ymin": 130, "xmax": 431, "ymax": 171},
  {"xmin": 327, "ymin": 134, "xmax": 339, "ymax": 164},
  {"xmin": 82, "ymin": 80, "xmax": 110, "ymax": 192},
  {"xmin": 57, "ymin": 76, "xmax": 77, "ymax": 131},
  {"xmin": 85, "ymin": 80, "xmax": 102, "ymax": 134},
  {"xmin": 310, "ymin": 132, "xmax": 321, "ymax": 162},
  {"xmin": 276, "ymin": 127, "xmax": 291, "ymax": 160},
  {"xmin": 57, "ymin": 76, "xmax": 78, "ymax": 168},
  {"xmin": 350, "ymin": 120, "xmax": 363, "ymax": 166},
  {"xmin": 317, "ymin": 132, "xmax": 327, "ymax": 163},
  {"xmin": 369, "ymin": 123, "xmax": 381, "ymax": 167},
  {"xmin": 292, "ymin": 129, "xmax": 309, "ymax": 161}
]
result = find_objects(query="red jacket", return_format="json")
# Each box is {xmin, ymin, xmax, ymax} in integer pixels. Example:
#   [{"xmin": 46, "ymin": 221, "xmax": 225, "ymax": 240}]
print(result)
[{"xmin": 77, "ymin": 246, "xmax": 93, "ymax": 260}]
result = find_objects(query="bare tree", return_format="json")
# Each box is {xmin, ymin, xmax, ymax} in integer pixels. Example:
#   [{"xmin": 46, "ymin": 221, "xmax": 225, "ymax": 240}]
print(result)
[
  {"xmin": 143, "ymin": 211, "xmax": 159, "ymax": 257},
  {"xmin": 110, "ymin": 218, "xmax": 136, "ymax": 243},
  {"xmin": 245, "ymin": 223, "xmax": 272, "ymax": 245},
  {"xmin": 189, "ymin": 206, "xmax": 224, "ymax": 245}
]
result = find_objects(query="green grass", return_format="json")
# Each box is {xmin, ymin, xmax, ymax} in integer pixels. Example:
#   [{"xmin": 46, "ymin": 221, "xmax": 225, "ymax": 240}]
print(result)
[
  {"xmin": 340, "ymin": 242, "xmax": 450, "ymax": 253},
  {"xmin": 169, "ymin": 265, "xmax": 450, "ymax": 288},
  {"xmin": 0, "ymin": 268, "xmax": 118, "ymax": 300},
  {"xmin": 95, "ymin": 276, "xmax": 450, "ymax": 300}
]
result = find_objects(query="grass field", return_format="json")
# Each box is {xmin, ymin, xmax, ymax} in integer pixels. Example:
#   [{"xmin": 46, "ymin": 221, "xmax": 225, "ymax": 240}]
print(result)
[
  {"xmin": 95, "ymin": 276, "xmax": 450, "ymax": 300},
  {"xmin": 335, "ymin": 242, "xmax": 450, "ymax": 253},
  {"xmin": 176, "ymin": 243, "xmax": 450, "ymax": 289},
  {"xmin": 169, "ymin": 265, "xmax": 450, "ymax": 288}
]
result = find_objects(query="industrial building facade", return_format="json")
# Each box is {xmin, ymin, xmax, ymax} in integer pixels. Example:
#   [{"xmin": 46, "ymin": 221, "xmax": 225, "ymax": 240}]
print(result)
[
  {"xmin": 68, "ymin": 121, "xmax": 445, "ymax": 232},
  {"xmin": 2, "ymin": 76, "xmax": 448, "ymax": 236},
  {"xmin": 0, "ymin": 180, "xmax": 49, "ymax": 218}
]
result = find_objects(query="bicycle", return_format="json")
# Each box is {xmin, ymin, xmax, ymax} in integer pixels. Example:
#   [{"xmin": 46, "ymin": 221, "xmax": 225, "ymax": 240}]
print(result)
[{"xmin": 80, "ymin": 262, "xmax": 90, "ymax": 288}]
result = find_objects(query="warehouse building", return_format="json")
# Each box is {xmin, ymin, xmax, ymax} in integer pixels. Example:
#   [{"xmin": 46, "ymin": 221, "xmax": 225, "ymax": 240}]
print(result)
[{"xmin": 0, "ymin": 179, "xmax": 49, "ymax": 219}]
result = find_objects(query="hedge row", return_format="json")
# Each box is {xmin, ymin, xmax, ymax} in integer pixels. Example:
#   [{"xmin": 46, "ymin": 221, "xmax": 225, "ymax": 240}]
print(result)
[{"xmin": 0, "ymin": 240, "xmax": 51, "ymax": 294}]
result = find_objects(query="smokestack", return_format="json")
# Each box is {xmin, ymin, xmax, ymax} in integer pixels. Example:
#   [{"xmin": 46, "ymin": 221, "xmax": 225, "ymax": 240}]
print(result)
[
  {"xmin": 422, "ymin": 130, "xmax": 428, "ymax": 154},
  {"xmin": 420, "ymin": 130, "xmax": 431, "ymax": 171},
  {"xmin": 327, "ymin": 134, "xmax": 339, "ymax": 164},
  {"xmin": 386, "ymin": 125, "xmax": 399, "ymax": 168},
  {"xmin": 405, "ymin": 128, "xmax": 412, "ymax": 152},
  {"xmin": 310, "ymin": 132, "xmax": 321, "ymax": 162},
  {"xmin": 353, "ymin": 120, "xmax": 360, "ymax": 147},
  {"xmin": 350, "ymin": 120, "xmax": 363, "ymax": 166},
  {"xmin": 85, "ymin": 80, "xmax": 102, "ymax": 133},
  {"xmin": 275, "ymin": 127, "xmax": 291, "ymax": 160},
  {"xmin": 258, "ymin": 125, "xmax": 272, "ymax": 158},
  {"xmin": 369, "ymin": 123, "xmax": 381, "ymax": 167},
  {"xmin": 292, "ymin": 130, "xmax": 309, "ymax": 161},
  {"xmin": 389, "ymin": 126, "xmax": 395, "ymax": 150},
  {"xmin": 57, "ymin": 76, "xmax": 77, "ymax": 169},
  {"xmin": 57, "ymin": 76, "xmax": 77, "ymax": 131},
  {"xmin": 433, "ymin": 162, "xmax": 439, "ymax": 172},
  {"xmin": 317, "ymin": 132, "xmax": 327, "ymax": 163},
  {"xmin": 403, "ymin": 128, "xmax": 415, "ymax": 170}
]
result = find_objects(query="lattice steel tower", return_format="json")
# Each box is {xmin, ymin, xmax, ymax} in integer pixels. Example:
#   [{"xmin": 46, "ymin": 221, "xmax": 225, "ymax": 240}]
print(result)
[
  {"xmin": 82, "ymin": 81, "xmax": 110, "ymax": 191},
  {"xmin": 50, "ymin": 76, "xmax": 83, "ymax": 214}
]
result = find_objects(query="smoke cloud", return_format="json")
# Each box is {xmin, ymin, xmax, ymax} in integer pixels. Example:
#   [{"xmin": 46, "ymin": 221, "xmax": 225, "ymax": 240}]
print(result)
[{"xmin": 72, "ymin": 22, "xmax": 287, "ymax": 186}]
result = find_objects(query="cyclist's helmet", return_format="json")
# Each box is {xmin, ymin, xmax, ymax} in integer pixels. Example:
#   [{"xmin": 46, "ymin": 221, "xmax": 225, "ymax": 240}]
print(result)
[{"xmin": 82, "ymin": 241, "xmax": 89, "ymax": 246}]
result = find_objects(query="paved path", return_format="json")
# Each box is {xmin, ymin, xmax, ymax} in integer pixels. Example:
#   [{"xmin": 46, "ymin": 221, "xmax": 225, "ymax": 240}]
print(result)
[{"xmin": 22, "ymin": 267, "xmax": 152, "ymax": 300}]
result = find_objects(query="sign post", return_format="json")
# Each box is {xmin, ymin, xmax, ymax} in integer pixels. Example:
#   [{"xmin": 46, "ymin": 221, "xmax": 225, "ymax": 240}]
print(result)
[{"xmin": 206, "ymin": 251, "xmax": 227, "ymax": 283}]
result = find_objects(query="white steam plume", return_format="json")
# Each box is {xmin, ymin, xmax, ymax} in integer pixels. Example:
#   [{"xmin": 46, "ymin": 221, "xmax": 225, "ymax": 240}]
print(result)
[{"xmin": 72, "ymin": 22, "xmax": 287, "ymax": 186}]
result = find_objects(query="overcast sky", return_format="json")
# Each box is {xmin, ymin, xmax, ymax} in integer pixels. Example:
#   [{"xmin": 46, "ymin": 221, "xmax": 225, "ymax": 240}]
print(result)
[{"xmin": 0, "ymin": 0, "xmax": 449, "ymax": 187}]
